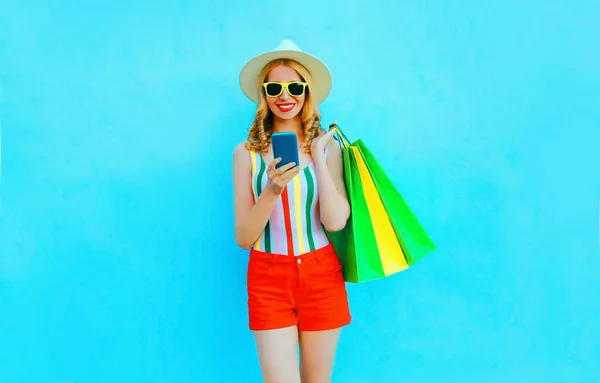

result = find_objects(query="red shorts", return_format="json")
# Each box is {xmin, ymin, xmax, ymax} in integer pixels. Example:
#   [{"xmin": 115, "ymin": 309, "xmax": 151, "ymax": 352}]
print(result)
[{"xmin": 246, "ymin": 243, "xmax": 352, "ymax": 331}]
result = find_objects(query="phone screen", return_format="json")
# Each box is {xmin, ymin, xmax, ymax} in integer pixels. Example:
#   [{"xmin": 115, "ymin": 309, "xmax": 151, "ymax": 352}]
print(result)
[{"xmin": 271, "ymin": 132, "xmax": 300, "ymax": 170}]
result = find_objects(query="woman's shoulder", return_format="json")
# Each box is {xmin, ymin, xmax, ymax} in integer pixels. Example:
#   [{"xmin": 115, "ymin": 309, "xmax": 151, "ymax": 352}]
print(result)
[
  {"xmin": 233, "ymin": 141, "xmax": 252, "ymax": 165},
  {"xmin": 326, "ymin": 135, "xmax": 343, "ymax": 156},
  {"xmin": 234, "ymin": 141, "xmax": 250, "ymax": 154}
]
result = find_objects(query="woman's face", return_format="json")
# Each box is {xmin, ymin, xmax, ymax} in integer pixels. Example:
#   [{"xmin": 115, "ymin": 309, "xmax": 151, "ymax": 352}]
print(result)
[{"xmin": 264, "ymin": 65, "xmax": 306, "ymax": 120}]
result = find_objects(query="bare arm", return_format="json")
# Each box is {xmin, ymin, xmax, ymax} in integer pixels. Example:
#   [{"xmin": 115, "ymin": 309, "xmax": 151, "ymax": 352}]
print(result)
[
  {"xmin": 313, "ymin": 137, "xmax": 350, "ymax": 232},
  {"xmin": 233, "ymin": 143, "xmax": 299, "ymax": 249}
]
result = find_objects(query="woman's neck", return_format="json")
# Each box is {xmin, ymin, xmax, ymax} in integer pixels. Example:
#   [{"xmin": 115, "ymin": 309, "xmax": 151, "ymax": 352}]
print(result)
[{"xmin": 272, "ymin": 115, "xmax": 303, "ymax": 137}]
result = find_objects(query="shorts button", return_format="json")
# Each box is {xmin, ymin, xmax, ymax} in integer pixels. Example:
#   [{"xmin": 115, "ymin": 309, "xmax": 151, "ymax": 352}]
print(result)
[{"xmin": 297, "ymin": 258, "xmax": 302, "ymax": 264}]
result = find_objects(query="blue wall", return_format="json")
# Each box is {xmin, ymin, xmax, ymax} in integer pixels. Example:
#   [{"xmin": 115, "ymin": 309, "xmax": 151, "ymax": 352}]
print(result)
[{"xmin": 1, "ymin": 1, "xmax": 599, "ymax": 382}]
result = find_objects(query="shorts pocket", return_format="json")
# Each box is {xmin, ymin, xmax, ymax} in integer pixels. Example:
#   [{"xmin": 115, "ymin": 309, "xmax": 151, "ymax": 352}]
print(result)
[
  {"xmin": 247, "ymin": 256, "xmax": 272, "ymax": 277},
  {"xmin": 318, "ymin": 250, "xmax": 343, "ymax": 274}
]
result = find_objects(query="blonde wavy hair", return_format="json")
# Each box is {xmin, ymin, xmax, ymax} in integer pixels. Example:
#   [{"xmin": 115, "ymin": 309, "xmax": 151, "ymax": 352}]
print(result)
[{"xmin": 245, "ymin": 59, "xmax": 322, "ymax": 154}]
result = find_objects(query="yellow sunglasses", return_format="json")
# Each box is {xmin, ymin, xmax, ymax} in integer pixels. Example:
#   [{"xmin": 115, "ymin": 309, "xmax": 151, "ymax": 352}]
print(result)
[{"xmin": 262, "ymin": 81, "xmax": 308, "ymax": 98}]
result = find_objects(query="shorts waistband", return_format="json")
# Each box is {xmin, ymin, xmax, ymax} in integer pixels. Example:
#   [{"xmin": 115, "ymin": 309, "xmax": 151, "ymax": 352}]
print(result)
[{"xmin": 249, "ymin": 243, "xmax": 335, "ymax": 265}]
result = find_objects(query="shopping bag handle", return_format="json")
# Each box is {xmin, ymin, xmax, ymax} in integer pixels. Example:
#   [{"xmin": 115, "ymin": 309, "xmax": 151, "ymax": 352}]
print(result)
[{"xmin": 328, "ymin": 123, "xmax": 351, "ymax": 149}]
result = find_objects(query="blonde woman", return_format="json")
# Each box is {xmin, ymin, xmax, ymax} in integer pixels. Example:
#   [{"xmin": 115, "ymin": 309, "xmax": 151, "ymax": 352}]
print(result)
[{"xmin": 233, "ymin": 40, "xmax": 352, "ymax": 383}]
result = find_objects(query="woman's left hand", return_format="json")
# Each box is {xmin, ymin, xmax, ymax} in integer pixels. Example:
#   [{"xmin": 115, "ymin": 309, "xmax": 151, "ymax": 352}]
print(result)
[{"xmin": 311, "ymin": 121, "xmax": 337, "ymax": 163}]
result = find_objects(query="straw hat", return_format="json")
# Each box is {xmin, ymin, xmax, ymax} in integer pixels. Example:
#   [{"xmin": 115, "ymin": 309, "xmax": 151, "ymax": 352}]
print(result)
[{"xmin": 239, "ymin": 39, "xmax": 332, "ymax": 104}]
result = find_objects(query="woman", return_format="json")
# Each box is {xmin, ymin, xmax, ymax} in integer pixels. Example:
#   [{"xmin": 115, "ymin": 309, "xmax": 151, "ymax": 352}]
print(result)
[{"xmin": 233, "ymin": 40, "xmax": 352, "ymax": 383}]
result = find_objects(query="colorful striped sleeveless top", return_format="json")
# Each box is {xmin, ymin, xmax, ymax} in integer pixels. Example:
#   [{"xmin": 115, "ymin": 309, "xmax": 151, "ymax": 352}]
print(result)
[{"xmin": 249, "ymin": 149, "xmax": 330, "ymax": 256}]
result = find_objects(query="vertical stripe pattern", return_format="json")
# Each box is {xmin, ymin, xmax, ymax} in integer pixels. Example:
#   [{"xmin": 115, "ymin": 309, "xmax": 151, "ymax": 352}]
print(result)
[
  {"xmin": 304, "ymin": 168, "xmax": 316, "ymax": 251},
  {"xmin": 249, "ymin": 150, "xmax": 330, "ymax": 256},
  {"xmin": 281, "ymin": 188, "xmax": 295, "ymax": 256}
]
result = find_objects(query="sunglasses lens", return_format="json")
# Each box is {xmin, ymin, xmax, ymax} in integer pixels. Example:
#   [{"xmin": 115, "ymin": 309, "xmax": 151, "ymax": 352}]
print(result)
[
  {"xmin": 288, "ymin": 82, "xmax": 305, "ymax": 96},
  {"xmin": 265, "ymin": 83, "xmax": 282, "ymax": 97}
]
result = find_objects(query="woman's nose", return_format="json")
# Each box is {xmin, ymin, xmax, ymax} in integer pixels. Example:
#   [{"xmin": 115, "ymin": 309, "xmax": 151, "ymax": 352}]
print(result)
[{"xmin": 279, "ymin": 88, "xmax": 291, "ymax": 100}]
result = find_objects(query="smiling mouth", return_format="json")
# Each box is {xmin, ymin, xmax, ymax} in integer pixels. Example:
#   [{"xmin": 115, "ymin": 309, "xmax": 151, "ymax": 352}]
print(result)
[{"xmin": 276, "ymin": 103, "xmax": 295, "ymax": 112}]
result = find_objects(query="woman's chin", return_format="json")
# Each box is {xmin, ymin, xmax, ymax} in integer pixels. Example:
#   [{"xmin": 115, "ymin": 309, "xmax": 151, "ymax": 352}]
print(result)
[{"xmin": 272, "ymin": 109, "xmax": 300, "ymax": 120}]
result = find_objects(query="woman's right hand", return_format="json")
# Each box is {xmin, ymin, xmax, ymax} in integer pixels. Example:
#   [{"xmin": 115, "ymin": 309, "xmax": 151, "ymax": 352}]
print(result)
[{"xmin": 266, "ymin": 158, "xmax": 299, "ymax": 195}]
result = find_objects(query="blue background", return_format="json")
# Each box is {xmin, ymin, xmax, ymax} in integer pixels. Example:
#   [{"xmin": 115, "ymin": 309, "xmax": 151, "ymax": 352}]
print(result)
[{"xmin": 1, "ymin": 1, "xmax": 599, "ymax": 382}]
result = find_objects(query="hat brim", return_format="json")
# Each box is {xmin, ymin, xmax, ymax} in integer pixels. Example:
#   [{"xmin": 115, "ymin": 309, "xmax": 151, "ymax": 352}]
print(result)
[{"xmin": 239, "ymin": 49, "xmax": 332, "ymax": 105}]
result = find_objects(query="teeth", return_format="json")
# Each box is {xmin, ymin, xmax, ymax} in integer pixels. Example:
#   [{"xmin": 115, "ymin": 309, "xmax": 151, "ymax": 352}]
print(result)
[{"xmin": 279, "ymin": 104, "xmax": 294, "ymax": 110}]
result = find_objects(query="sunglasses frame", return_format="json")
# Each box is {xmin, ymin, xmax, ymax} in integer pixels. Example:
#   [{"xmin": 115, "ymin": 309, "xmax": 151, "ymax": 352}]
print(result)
[{"xmin": 262, "ymin": 81, "xmax": 308, "ymax": 98}]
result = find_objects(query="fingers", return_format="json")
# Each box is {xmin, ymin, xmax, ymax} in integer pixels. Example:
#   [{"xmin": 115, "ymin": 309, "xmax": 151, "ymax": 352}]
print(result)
[
  {"xmin": 268, "ymin": 160, "xmax": 297, "ymax": 180},
  {"xmin": 274, "ymin": 161, "xmax": 296, "ymax": 175},
  {"xmin": 320, "ymin": 127, "xmax": 336, "ymax": 144},
  {"xmin": 279, "ymin": 165, "xmax": 300, "ymax": 183},
  {"xmin": 268, "ymin": 157, "xmax": 282, "ymax": 171},
  {"xmin": 268, "ymin": 161, "xmax": 300, "ymax": 192}
]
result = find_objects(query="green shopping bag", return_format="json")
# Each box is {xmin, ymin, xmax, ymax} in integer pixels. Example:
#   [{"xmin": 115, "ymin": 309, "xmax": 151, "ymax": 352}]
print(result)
[
  {"xmin": 355, "ymin": 141, "xmax": 437, "ymax": 265},
  {"xmin": 327, "ymin": 124, "xmax": 436, "ymax": 283}
]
